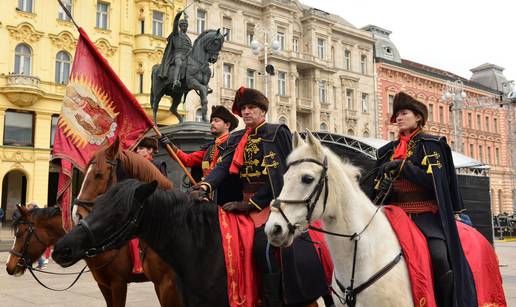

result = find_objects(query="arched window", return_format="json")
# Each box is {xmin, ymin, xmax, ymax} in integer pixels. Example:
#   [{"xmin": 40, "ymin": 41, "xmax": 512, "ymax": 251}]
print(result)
[
  {"xmin": 319, "ymin": 122, "xmax": 328, "ymax": 131},
  {"xmin": 347, "ymin": 128, "xmax": 354, "ymax": 136},
  {"xmin": 363, "ymin": 130, "xmax": 370, "ymax": 137},
  {"xmin": 14, "ymin": 44, "xmax": 32, "ymax": 75},
  {"xmin": 195, "ymin": 108, "xmax": 203, "ymax": 122},
  {"xmin": 55, "ymin": 51, "xmax": 71, "ymax": 84},
  {"xmin": 278, "ymin": 116, "xmax": 287, "ymax": 125}
]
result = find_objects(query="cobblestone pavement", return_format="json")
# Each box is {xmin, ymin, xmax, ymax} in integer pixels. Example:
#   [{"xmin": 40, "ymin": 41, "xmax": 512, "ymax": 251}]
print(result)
[{"xmin": 0, "ymin": 242, "xmax": 515, "ymax": 306}]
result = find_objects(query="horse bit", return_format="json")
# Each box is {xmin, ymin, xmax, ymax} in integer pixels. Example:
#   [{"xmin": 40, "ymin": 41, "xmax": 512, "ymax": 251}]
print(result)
[{"xmin": 271, "ymin": 156, "xmax": 402, "ymax": 307}]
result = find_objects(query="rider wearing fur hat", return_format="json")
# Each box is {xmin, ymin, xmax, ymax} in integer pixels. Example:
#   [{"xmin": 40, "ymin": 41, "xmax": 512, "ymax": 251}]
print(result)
[
  {"xmin": 370, "ymin": 92, "xmax": 477, "ymax": 307},
  {"xmin": 135, "ymin": 137, "xmax": 168, "ymax": 177}
]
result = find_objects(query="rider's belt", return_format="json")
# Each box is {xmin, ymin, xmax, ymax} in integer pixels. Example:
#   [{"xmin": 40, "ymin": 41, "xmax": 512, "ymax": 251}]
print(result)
[
  {"xmin": 389, "ymin": 178, "xmax": 438, "ymax": 214},
  {"xmin": 242, "ymin": 182, "xmax": 264, "ymax": 203}
]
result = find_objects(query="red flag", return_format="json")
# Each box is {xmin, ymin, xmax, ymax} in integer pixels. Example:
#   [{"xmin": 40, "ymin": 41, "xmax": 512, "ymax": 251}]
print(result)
[{"xmin": 53, "ymin": 28, "xmax": 154, "ymax": 231}]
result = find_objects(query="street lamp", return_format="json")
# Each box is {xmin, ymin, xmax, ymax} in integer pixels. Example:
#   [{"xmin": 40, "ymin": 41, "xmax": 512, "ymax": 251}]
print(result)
[
  {"xmin": 441, "ymin": 80, "xmax": 466, "ymax": 152},
  {"xmin": 250, "ymin": 25, "xmax": 281, "ymax": 99}
]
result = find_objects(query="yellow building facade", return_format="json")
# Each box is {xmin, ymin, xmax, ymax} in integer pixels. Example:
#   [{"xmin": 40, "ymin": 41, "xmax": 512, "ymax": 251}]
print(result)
[{"xmin": 0, "ymin": 0, "xmax": 185, "ymax": 219}]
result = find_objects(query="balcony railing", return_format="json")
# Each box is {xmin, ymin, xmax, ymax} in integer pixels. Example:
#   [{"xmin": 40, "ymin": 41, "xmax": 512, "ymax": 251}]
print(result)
[
  {"xmin": 220, "ymin": 87, "xmax": 236, "ymax": 99},
  {"xmin": 5, "ymin": 74, "xmax": 43, "ymax": 106},
  {"xmin": 345, "ymin": 109, "xmax": 358, "ymax": 119},
  {"xmin": 7, "ymin": 74, "xmax": 40, "ymax": 88}
]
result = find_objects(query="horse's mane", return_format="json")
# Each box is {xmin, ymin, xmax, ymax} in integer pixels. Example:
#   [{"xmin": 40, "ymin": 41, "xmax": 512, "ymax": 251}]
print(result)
[
  {"xmin": 192, "ymin": 29, "xmax": 217, "ymax": 50},
  {"xmin": 94, "ymin": 179, "xmax": 218, "ymax": 249},
  {"xmin": 12, "ymin": 206, "xmax": 61, "ymax": 229},
  {"xmin": 118, "ymin": 150, "xmax": 172, "ymax": 189}
]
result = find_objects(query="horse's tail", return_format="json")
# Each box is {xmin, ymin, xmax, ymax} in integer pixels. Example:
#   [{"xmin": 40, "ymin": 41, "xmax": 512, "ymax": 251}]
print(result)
[{"xmin": 150, "ymin": 65, "xmax": 160, "ymax": 124}]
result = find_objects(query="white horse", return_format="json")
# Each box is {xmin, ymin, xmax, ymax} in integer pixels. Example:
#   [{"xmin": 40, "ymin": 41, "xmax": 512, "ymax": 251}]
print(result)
[{"xmin": 265, "ymin": 131, "xmax": 413, "ymax": 307}]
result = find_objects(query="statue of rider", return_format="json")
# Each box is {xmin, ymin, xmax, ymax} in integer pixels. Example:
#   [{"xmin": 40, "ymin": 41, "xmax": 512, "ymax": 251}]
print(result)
[{"xmin": 158, "ymin": 10, "xmax": 192, "ymax": 91}]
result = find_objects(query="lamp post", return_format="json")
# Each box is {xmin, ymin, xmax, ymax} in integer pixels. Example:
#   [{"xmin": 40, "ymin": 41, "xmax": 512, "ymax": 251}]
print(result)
[
  {"xmin": 502, "ymin": 80, "xmax": 516, "ymax": 212},
  {"xmin": 250, "ymin": 25, "xmax": 281, "ymax": 99},
  {"xmin": 441, "ymin": 80, "xmax": 466, "ymax": 152}
]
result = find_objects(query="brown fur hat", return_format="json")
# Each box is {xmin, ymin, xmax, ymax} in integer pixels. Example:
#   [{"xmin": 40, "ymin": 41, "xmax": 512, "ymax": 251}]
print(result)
[
  {"xmin": 210, "ymin": 105, "xmax": 239, "ymax": 131},
  {"xmin": 136, "ymin": 137, "xmax": 158, "ymax": 151},
  {"xmin": 390, "ymin": 92, "xmax": 428, "ymax": 127},
  {"xmin": 231, "ymin": 86, "xmax": 269, "ymax": 116}
]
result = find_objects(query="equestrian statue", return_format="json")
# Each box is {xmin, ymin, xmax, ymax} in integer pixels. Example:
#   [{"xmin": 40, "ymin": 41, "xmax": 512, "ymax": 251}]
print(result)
[{"xmin": 151, "ymin": 10, "xmax": 225, "ymax": 123}]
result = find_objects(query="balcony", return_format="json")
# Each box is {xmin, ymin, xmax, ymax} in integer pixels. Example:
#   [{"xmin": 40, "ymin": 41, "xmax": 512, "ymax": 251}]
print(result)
[
  {"xmin": 4, "ymin": 74, "xmax": 43, "ymax": 107},
  {"xmin": 220, "ymin": 87, "xmax": 236, "ymax": 100},
  {"xmin": 296, "ymin": 97, "xmax": 312, "ymax": 112},
  {"xmin": 345, "ymin": 109, "xmax": 358, "ymax": 119}
]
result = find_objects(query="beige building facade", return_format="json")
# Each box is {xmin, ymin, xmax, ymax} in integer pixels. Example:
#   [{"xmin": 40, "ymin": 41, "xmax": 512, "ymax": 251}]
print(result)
[{"xmin": 183, "ymin": 0, "xmax": 376, "ymax": 136}]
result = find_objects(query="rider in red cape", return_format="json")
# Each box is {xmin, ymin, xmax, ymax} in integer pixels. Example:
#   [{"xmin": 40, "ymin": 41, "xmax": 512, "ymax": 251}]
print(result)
[
  {"xmin": 194, "ymin": 87, "xmax": 331, "ymax": 306},
  {"xmin": 370, "ymin": 92, "xmax": 477, "ymax": 307}
]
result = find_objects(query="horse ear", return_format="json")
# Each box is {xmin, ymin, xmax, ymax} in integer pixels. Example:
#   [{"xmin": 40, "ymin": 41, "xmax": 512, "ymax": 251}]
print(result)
[
  {"xmin": 292, "ymin": 131, "xmax": 305, "ymax": 149},
  {"xmin": 305, "ymin": 130, "xmax": 324, "ymax": 156},
  {"xmin": 135, "ymin": 181, "xmax": 158, "ymax": 202},
  {"xmin": 106, "ymin": 138, "xmax": 120, "ymax": 159},
  {"xmin": 216, "ymin": 28, "xmax": 220, "ymax": 34},
  {"xmin": 17, "ymin": 204, "xmax": 28, "ymax": 217}
]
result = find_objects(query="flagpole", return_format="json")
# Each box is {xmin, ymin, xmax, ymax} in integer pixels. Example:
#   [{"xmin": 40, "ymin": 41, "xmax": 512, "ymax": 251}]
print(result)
[
  {"xmin": 151, "ymin": 126, "xmax": 197, "ymax": 185},
  {"xmin": 57, "ymin": 0, "xmax": 80, "ymax": 30}
]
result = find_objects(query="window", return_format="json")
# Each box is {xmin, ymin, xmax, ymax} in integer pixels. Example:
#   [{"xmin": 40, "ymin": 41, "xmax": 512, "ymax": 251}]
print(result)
[
  {"xmin": 320, "ymin": 123, "xmax": 328, "ymax": 131},
  {"xmin": 195, "ymin": 108, "xmax": 203, "ymax": 122},
  {"xmin": 50, "ymin": 115, "xmax": 59, "ymax": 147},
  {"xmin": 57, "ymin": 0, "xmax": 71, "ymax": 20},
  {"xmin": 467, "ymin": 113, "xmax": 472, "ymax": 128},
  {"xmin": 388, "ymin": 94, "xmax": 394, "ymax": 114},
  {"xmin": 495, "ymin": 147, "xmax": 500, "ymax": 164},
  {"xmin": 319, "ymin": 81, "xmax": 327, "ymax": 103},
  {"xmin": 138, "ymin": 73, "xmax": 144, "ymax": 93},
  {"xmin": 222, "ymin": 17, "xmax": 231, "ymax": 41},
  {"xmin": 383, "ymin": 46, "xmax": 393, "ymax": 59},
  {"xmin": 55, "ymin": 51, "xmax": 71, "ymax": 84},
  {"xmin": 246, "ymin": 24, "xmax": 254, "ymax": 46},
  {"xmin": 485, "ymin": 116, "xmax": 490, "ymax": 132},
  {"xmin": 4, "ymin": 110, "xmax": 34, "ymax": 147},
  {"xmin": 478, "ymin": 145, "xmax": 483, "ymax": 162},
  {"xmin": 487, "ymin": 146, "xmax": 492, "ymax": 164},
  {"xmin": 346, "ymin": 89, "xmax": 354, "ymax": 110},
  {"xmin": 246, "ymin": 69, "xmax": 255, "ymax": 89},
  {"xmin": 18, "ymin": 0, "xmax": 33, "ymax": 13},
  {"xmin": 276, "ymin": 32, "xmax": 285, "ymax": 51},
  {"xmin": 96, "ymin": 2, "xmax": 109, "ymax": 29},
  {"xmin": 494, "ymin": 118, "xmax": 498, "ymax": 131},
  {"xmin": 360, "ymin": 55, "xmax": 367, "ymax": 74},
  {"xmin": 439, "ymin": 106, "xmax": 444, "ymax": 123},
  {"xmin": 363, "ymin": 131, "xmax": 370, "ymax": 137},
  {"xmin": 344, "ymin": 50, "xmax": 351, "ymax": 70},
  {"xmin": 278, "ymin": 72, "xmax": 286, "ymax": 96},
  {"xmin": 197, "ymin": 9, "xmax": 206, "ymax": 33},
  {"xmin": 428, "ymin": 103, "xmax": 434, "ymax": 122},
  {"xmin": 292, "ymin": 38, "xmax": 299, "ymax": 52},
  {"xmin": 476, "ymin": 114, "xmax": 481, "ymax": 129},
  {"xmin": 140, "ymin": 20, "xmax": 145, "ymax": 34},
  {"xmin": 389, "ymin": 131, "xmax": 395, "ymax": 140},
  {"xmin": 361, "ymin": 93, "xmax": 369, "ymax": 113},
  {"xmin": 469, "ymin": 144, "xmax": 474, "ymax": 158},
  {"xmin": 152, "ymin": 11, "xmax": 164, "ymax": 36},
  {"xmin": 14, "ymin": 44, "xmax": 32, "ymax": 75},
  {"xmin": 223, "ymin": 63, "xmax": 232, "ymax": 88},
  {"xmin": 347, "ymin": 129, "xmax": 355, "ymax": 136},
  {"xmin": 317, "ymin": 38, "xmax": 325, "ymax": 59}
]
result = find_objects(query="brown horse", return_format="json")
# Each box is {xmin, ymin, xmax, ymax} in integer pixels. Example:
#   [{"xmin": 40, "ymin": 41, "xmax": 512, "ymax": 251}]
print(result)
[{"xmin": 6, "ymin": 139, "xmax": 182, "ymax": 307}]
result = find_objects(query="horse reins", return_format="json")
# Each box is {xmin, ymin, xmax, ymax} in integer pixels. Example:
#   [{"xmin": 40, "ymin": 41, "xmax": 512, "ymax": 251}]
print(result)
[{"xmin": 271, "ymin": 156, "xmax": 402, "ymax": 307}]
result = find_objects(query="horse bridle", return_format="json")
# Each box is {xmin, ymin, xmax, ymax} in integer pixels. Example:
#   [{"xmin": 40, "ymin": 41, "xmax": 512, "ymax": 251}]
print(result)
[
  {"xmin": 271, "ymin": 156, "xmax": 329, "ymax": 234},
  {"xmin": 270, "ymin": 155, "xmax": 402, "ymax": 307},
  {"xmin": 10, "ymin": 220, "xmax": 49, "ymax": 267}
]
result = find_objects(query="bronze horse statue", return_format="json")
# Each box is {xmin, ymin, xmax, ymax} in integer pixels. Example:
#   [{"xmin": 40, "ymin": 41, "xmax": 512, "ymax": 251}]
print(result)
[
  {"xmin": 6, "ymin": 141, "xmax": 182, "ymax": 307},
  {"xmin": 151, "ymin": 29, "xmax": 225, "ymax": 123}
]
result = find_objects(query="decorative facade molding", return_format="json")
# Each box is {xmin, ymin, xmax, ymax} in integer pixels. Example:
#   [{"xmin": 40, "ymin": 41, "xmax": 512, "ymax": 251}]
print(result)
[
  {"xmin": 48, "ymin": 31, "xmax": 77, "ymax": 53},
  {"xmin": 7, "ymin": 22, "xmax": 44, "ymax": 44},
  {"xmin": 94, "ymin": 38, "xmax": 118, "ymax": 57}
]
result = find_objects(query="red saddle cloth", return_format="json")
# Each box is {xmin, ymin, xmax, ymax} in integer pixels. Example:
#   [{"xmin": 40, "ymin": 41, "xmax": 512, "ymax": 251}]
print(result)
[
  {"xmin": 129, "ymin": 238, "xmax": 144, "ymax": 274},
  {"xmin": 384, "ymin": 206, "xmax": 507, "ymax": 307}
]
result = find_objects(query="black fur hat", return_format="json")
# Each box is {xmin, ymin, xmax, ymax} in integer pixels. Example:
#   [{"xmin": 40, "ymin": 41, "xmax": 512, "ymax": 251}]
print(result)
[
  {"xmin": 232, "ymin": 86, "xmax": 269, "ymax": 116},
  {"xmin": 137, "ymin": 137, "xmax": 158, "ymax": 151},
  {"xmin": 210, "ymin": 105, "xmax": 239, "ymax": 131},
  {"xmin": 390, "ymin": 92, "xmax": 428, "ymax": 127}
]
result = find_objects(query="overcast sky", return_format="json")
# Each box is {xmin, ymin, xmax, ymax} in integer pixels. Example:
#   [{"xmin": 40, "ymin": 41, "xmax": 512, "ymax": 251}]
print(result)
[{"xmin": 301, "ymin": 0, "xmax": 515, "ymax": 83}]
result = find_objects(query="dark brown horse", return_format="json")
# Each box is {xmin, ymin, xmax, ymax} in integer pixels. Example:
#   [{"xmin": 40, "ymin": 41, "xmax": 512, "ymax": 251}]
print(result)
[{"xmin": 6, "ymin": 140, "xmax": 182, "ymax": 307}]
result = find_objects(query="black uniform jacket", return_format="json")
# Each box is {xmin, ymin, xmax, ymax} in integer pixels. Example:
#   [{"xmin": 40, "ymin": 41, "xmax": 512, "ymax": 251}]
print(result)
[{"xmin": 374, "ymin": 133, "xmax": 477, "ymax": 307}]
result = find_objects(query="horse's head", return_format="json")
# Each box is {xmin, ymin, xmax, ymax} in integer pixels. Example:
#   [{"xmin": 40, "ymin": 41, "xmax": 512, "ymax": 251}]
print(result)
[
  {"xmin": 73, "ymin": 138, "xmax": 122, "ymax": 223},
  {"xmin": 265, "ymin": 130, "xmax": 361, "ymax": 247},
  {"xmin": 194, "ymin": 29, "xmax": 225, "ymax": 64},
  {"xmin": 53, "ymin": 180, "xmax": 158, "ymax": 267},
  {"xmin": 6, "ymin": 205, "xmax": 62, "ymax": 276}
]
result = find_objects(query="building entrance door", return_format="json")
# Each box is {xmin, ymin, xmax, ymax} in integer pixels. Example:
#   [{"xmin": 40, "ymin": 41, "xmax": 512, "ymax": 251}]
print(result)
[{"xmin": 1, "ymin": 170, "xmax": 27, "ymax": 225}]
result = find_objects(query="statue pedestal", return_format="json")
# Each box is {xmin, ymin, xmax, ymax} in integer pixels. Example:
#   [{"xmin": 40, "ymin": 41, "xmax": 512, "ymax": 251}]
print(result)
[{"xmin": 154, "ymin": 121, "xmax": 212, "ymax": 190}]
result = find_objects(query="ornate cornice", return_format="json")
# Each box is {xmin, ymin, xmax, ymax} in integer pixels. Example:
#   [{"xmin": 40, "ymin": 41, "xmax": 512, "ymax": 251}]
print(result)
[
  {"xmin": 48, "ymin": 31, "xmax": 77, "ymax": 53},
  {"xmin": 94, "ymin": 38, "xmax": 117, "ymax": 57},
  {"xmin": 7, "ymin": 22, "xmax": 44, "ymax": 44}
]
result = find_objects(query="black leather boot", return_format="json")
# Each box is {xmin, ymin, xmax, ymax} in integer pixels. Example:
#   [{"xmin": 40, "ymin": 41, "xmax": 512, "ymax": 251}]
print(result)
[
  {"xmin": 436, "ymin": 270, "xmax": 454, "ymax": 307},
  {"xmin": 262, "ymin": 272, "xmax": 284, "ymax": 307}
]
